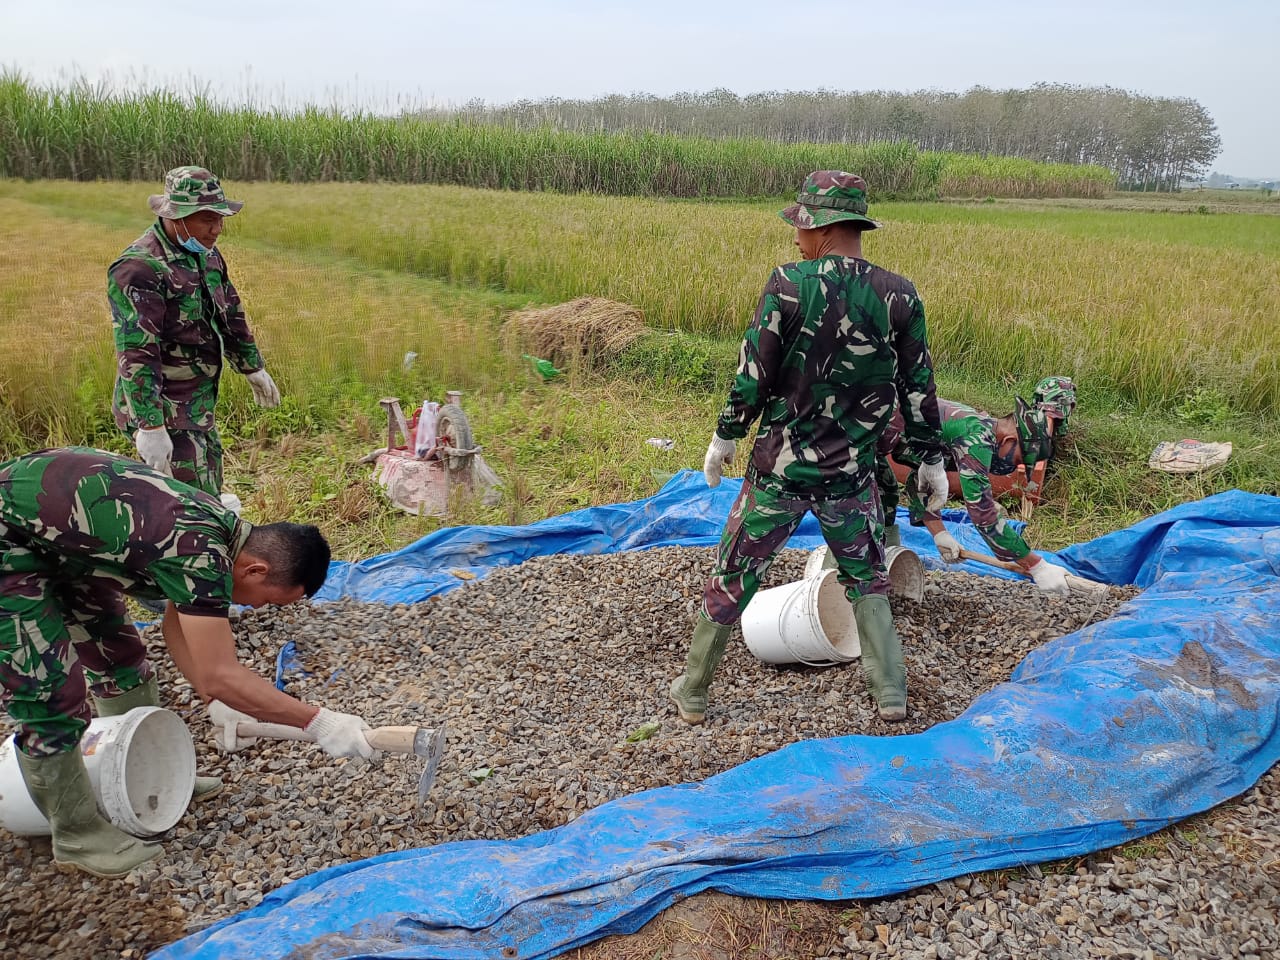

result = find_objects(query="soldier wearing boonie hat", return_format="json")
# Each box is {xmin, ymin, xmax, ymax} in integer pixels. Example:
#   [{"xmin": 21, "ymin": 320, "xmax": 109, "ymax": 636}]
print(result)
[
  {"xmin": 1033, "ymin": 375, "xmax": 1078, "ymax": 443},
  {"xmin": 108, "ymin": 166, "xmax": 281, "ymax": 511},
  {"xmin": 869, "ymin": 393, "xmax": 1074, "ymax": 597},
  {"xmin": 669, "ymin": 170, "xmax": 949, "ymax": 727}
]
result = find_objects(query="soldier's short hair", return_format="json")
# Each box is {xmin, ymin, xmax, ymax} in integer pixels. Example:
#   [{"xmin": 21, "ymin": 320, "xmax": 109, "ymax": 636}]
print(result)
[{"xmin": 244, "ymin": 523, "xmax": 331, "ymax": 597}]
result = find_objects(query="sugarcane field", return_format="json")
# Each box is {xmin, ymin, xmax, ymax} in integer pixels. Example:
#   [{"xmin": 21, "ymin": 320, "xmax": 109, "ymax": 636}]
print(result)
[{"xmin": 1, "ymin": 12, "xmax": 1280, "ymax": 960}]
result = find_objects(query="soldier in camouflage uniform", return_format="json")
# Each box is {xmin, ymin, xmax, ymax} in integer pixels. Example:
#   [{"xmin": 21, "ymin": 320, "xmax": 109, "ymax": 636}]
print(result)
[
  {"xmin": 108, "ymin": 166, "xmax": 281, "ymax": 504},
  {"xmin": 670, "ymin": 171, "xmax": 950, "ymax": 726},
  {"xmin": 852, "ymin": 375, "xmax": 1079, "ymax": 552},
  {"xmin": 0, "ymin": 448, "xmax": 377, "ymax": 877},
  {"xmin": 888, "ymin": 391, "xmax": 1076, "ymax": 595}
]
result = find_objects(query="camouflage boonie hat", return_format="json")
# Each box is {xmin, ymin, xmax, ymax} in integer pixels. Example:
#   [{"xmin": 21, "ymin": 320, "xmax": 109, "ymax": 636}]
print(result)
[
  {"xmin": 148, "ymin": 166, "xmax": 243, "ymax": 220},
  {"xmin": 779, "ymin": 170, "xmax": 879, "ymax": 231},
  {"xmin": 1033, "ymin": 375, "xmax": 1077, "ymax": 431},
  {"xmin": 1014, "ymin": 396, "xmax": 1054, "ymax": 477}
]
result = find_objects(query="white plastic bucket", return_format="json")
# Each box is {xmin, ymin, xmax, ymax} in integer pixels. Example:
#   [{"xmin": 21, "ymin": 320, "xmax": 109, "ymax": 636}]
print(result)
[
  {"xmin": 0, "ymin": 706, "xmax": 196, "ymax": 838},
  {"xmin": 742, "ymin": 569, "xmax": 861, "ymax": 666},
  {"xmin": 803, "ymin": 544, "xmax": 925, "ymax": 601}
]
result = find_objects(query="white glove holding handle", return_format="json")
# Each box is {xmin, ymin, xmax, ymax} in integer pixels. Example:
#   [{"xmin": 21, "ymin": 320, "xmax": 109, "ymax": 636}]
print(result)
[
  {"xmin": 246, "ymin": 368, "xmax": 281, "ymax": 408},
  {"xmin": 916, "ymin": 458, "xmax": 950, "ymax": 513},
  {"xmin": 702, "ymin": 435, "xmax": 736, "ymax": 488},
  {"xmin": 932, "ymin": 530, "xmax": 963, "ymax": 563},
  {"xmin": 1027, "ymin": 558, "xmax": 1071, "ymax": 597},
  {"xmin": 207, "ymin": 700, "xmax": 259, "ymax": 752},
  {"xmin": 306, "ymin": 708, "xmax": 376, "ymax": 759},
  {"xmin": 135, "ymin": 426, "xmax": 174, "ymax": 475}
]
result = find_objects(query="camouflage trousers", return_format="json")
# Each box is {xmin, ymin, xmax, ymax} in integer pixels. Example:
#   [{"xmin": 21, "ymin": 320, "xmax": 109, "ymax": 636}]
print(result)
[
  {"xmin": 0, "ymin": 540, "xmax": 153, "ymax": 757},
  {"xmin": 701, "ymin": 478, "xmax": 889, "ymax": 626},
  {"xmin": 874, "ymin": 408, "xmax": 905, "ymax": 531},
  {"xmin": 128, "ymin": 426, "xmax": 223, "ymax": 497}
]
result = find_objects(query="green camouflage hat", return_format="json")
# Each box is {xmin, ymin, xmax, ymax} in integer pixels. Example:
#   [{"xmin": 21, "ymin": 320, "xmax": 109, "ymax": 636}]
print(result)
[
  {"xmin": 1014, "ymin": 397, "xmax": 1054, "ymax": 476},
  {"xmin": 148, "ymin": 166, "xmax": 243, "ymax": 220},
  {"xmin": 779, "ymin": 170, "xmax": 879, "ymax": 231},
  {"xmin": 1033, "ymin": 375, "xmax": 1077, "ymax": 433}
]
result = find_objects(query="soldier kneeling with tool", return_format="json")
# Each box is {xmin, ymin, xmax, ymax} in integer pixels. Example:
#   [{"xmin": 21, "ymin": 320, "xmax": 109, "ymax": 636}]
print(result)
[{"xmin": 0, "ymin": 447, "xmax": 376, "ymax": 877}]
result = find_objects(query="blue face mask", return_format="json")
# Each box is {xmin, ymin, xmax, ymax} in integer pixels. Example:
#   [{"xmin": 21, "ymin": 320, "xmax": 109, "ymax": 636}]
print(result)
[{"xmin": 175, "ymin": 221, "xmax": 210, "ymax": 256}]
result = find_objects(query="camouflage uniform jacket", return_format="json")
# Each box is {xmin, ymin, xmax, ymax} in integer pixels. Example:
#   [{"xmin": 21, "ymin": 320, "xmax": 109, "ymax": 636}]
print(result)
[
  {"xmin": 716, "ymin": 255, "xmax": 943, "ymax": 500},
  {"xmin": 924, "ymin": 399, "xmax": 1032, "ymax": 562},
  {"xmin": 0, "ymin": 447, "xmax": 249, "ymax": 617},
  {"xmin": 108, "ymin": 222, "xmax": 265, "ymax": 432}
]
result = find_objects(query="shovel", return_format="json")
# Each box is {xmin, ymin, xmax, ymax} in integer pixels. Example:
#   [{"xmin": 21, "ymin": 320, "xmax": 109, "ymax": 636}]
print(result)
[
  {"xmin": 956, "ymin": 548, "xmax": 1109, "ymax": 598},
  {"xmin": 237, "ymin": 718, "xmax": 447, "ymax": 804}
]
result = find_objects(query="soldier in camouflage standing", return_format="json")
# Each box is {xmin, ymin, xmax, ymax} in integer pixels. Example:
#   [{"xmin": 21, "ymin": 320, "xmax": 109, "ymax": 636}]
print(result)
[
  {"xmin": 0, "ymin": 447, "xmax": 378, "ymax": 877},
  {"xmin": 670, "ymin": 171, "xmax": 950, "ymax": 726},
  {"xmin": 108, "ymin": 166, "xmax": 281, "ymax": 508}
]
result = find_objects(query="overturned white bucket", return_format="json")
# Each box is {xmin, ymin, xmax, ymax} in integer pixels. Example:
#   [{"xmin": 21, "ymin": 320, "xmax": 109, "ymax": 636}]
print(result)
[
  {"xmin": 803, "ymin": 544, "xmax": 925, "ymax": 601},
  {"xmin": 0, "ymin": 706, "xmax": 196, "ymax": 838},
  {"xmin": 742, "ymin": 569, "xmax": 861, "ymax": 666}
]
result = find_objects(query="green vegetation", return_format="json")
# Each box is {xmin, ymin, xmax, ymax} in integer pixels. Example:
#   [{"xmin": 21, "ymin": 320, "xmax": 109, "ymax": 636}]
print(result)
[
  {"xmin": 1, "ymin": 178, "xmax": 1276, "ymax": 561},
  {"xmin": 0, "ymin": 75, "xmax": 1112, "ymax": 199},
  {"xmin": 5, "ymin": 179, "xmax": 1275, "ymax": 418}
]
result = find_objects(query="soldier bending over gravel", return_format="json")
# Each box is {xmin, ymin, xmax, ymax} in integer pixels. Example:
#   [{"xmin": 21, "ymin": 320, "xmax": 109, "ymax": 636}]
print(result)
[{"xmin": 0, "ymin": 447, "xmax": 375, "ymax": 878}]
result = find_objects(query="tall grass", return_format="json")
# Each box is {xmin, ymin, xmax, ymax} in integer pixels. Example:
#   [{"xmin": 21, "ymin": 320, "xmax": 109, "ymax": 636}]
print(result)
[
  {"xmin": 0, "ymin": 194, "xmax": 526, "ymax": 451},
  {"xmin": 2, "ymin": 178, "xmax": 1277, "ymax": 438},
  {"xmin": 0, "ymin": 74, "xmax": 1113, "ymax": 199}
]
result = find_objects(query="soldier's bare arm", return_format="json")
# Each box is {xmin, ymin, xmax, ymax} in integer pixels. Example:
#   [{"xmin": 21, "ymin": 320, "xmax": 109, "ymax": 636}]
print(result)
[{"xmin": 163, "ymin": 608, "xmax": 319, "ymax": 728}]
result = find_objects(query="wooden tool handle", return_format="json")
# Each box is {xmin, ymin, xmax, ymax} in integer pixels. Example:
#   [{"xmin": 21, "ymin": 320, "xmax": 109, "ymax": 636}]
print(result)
[
  {"xmin": 959, "ymin": 549, "xmax": 1109, "ymax": 595},
  {"xmin": 957, "ymin": 548, "xmax": 1025, "ymax": 574},
  {"xmin": 364, "ymin": 725, "xmax": 421, "ymax": 754},
  {"xmin": 237, "ymin": 720, "xmax": 317, "ymax": 742},
  {"xmin": 237, "ymin": 721, "xmax": 423, "ymax": 756}
]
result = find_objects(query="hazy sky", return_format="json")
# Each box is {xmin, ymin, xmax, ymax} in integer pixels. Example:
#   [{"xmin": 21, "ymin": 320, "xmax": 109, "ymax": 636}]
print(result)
[{"xmin": 3, "ymin": 0, "xmax": 1276, "ymax": 176}]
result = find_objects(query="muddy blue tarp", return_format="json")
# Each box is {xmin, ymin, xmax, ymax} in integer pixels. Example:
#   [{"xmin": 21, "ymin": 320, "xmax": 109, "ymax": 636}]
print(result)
[{"xmin": 155, "ymin": 478, "xmax": 1280, "ymax": 960}]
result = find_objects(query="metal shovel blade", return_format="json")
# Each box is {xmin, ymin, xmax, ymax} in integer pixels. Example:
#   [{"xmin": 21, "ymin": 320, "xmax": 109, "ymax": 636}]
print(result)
[{"xmin": 415, "ymin": 725, "xmax": 447, "ymax": 804}]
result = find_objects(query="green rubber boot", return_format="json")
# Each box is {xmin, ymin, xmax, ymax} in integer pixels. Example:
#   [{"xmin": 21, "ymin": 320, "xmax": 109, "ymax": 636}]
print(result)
[
  {"xmin": 852, "ymin": 594, "xmax": 907, "ymax": 721},
  {"xmin": 669, "ymin": 615, "xmax": 733, "ymax": 725},
  {"xmin": 93, "ymin": 677, "xmax": 223, "ymax": 801},
  {"xmin": 16, "ymin": 747, "xmax": 162, "ymax": 878}
]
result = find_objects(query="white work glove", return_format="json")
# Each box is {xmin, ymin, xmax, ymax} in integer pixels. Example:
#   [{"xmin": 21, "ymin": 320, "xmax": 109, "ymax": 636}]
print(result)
[
  {"xmin": 1027, "ymin": 559, "xmax": 1071, "ymax": 597},
  {"xmin": 219, "ymin": 492, "xmax": 243, "ymax": 515},
  {"xmin": 135, "ymin": 426, "xmax": 173, "ymax": 475},
  {"xmin": 305, "ymin": 707, "xmax": 375, "ymax": 759},
  {"xmin": 702, "ymin": 435, "xmax": 736, "ymax": 488},
  {"xmin": 207, "ymin": 700, "xmax": 259, "ymax": 752},
  {"xmin": 933, "ymin": 530, "xmax": 963, "ymax": 563},
  {"xmin": 917, "ymin": 458, "xmax": 950, "ymax": 513},
  {"xmin": 245, "ymin": 368, "xmax": 281, "ymax": 408}
]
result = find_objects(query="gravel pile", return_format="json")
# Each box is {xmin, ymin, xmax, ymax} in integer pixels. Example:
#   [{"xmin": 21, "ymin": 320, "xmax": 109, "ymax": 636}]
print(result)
[{"xmin": 2, "ymin": 547, "xmax": 1270, "ymax": 960}]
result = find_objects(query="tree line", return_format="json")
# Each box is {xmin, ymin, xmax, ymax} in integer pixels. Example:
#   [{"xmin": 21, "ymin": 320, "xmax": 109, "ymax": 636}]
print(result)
[{"xmin": 421, "ymin": 84, "xmax": 1221, "ymax": 192}]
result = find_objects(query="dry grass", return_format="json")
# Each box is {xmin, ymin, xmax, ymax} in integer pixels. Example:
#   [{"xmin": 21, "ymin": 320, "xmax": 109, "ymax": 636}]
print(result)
[
  {"xmin": 501, "ymin": 297, "xmax": 649, "ymax": 370},
  {"xmin": 564, "ymin": 891, "xmax": 845, "ymax": 960}
]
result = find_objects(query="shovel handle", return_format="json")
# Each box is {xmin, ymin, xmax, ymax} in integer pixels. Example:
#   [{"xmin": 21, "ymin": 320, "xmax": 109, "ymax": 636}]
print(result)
[
  {"xmin": 364, "ymin": 726, "xmax": 422, "ymax": 754},
  {"xmin": 957, "ymin": 548, "xmax": 1025, "ymax": 574},
  {"xmin": 235, "ymin": 720, "xmax": 424, "ymax": 755},
  {"xmin": 958, "ymin": 549, "xmax": 1108, "ymax": 595},
  {"xmin": 236, "ymin": 720, "xmax": 317, "ymax": 742}
]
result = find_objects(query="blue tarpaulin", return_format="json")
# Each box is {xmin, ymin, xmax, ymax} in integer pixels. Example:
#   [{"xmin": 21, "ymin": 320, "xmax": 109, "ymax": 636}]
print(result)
[{"xmin": 157, "ymin": 475, "xmax": 1280, "ymax": 960}]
